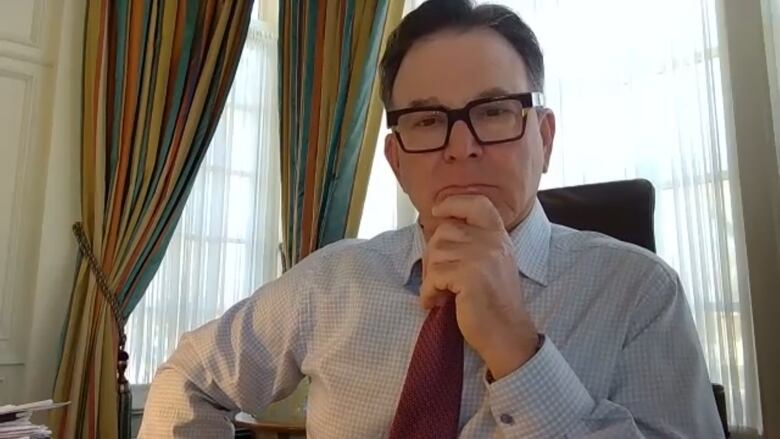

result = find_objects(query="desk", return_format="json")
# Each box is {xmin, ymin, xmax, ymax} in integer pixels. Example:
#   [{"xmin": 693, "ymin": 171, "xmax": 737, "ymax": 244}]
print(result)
[{"xmin": 234, "ymin": 420, "xmax": 306, "ymax": 439}]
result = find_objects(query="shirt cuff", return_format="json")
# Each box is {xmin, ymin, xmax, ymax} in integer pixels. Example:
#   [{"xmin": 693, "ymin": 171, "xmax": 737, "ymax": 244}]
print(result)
[{"xmin": 485, "ymin": 335, "xmax": 595, "ymax": 438}]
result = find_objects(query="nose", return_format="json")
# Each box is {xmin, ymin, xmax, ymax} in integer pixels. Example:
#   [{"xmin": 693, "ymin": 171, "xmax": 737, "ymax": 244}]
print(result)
[{"xmin": 444, "ymin": 120, "xmax": 483, "ymax": 161}]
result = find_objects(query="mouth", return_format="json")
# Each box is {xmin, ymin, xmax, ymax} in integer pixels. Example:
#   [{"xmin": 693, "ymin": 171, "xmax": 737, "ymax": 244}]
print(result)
[{"xmin": 436, "ymin": 184, "xmax": 496, "ymax": 201}]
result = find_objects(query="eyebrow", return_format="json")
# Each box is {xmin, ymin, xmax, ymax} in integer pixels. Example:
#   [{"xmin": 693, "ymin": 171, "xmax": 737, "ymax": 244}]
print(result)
[
  {"xmin": 476, "ymin": 87, "xmax": 512, "ymax": 99},
  {"xmin": 407, "ymin": 97, "xmax": 441, "ymax": 108},
  {"xmin": 401, "ymin": 87, "xmax": 514, "ymax": 109}
]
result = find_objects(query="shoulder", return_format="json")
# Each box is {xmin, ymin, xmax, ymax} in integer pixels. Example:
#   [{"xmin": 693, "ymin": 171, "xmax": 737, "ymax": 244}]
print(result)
[
  {"xmin": 551, "ymin": 224, "xmax": 676, "ymax": 274},
  {"xmin": 307, "ymin": 226, "xmax": 413, "ymax": 267},
  {"xmin": 547, "ymin": 225, "xmax": 692, "ymax": 338},
  {"xmin": 548, "ymin": 224, "xmax": 681, "ymax": 302},
  {"xmin": 280, "ymin": 226, "xmax": 415, "ymax": 287}
]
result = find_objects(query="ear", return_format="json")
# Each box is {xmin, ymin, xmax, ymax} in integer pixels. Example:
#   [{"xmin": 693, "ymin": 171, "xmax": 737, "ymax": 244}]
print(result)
[
  {"xmin": 537, "ymin": 109, "xmax": 556, "ymax": 173},
  {"xmin": 385, "ymin": 131, "xmax": 402, "ymax": 181},
  {"xmin": 385, "ymin": 131, "xmax": 411, "ymax": 195}
]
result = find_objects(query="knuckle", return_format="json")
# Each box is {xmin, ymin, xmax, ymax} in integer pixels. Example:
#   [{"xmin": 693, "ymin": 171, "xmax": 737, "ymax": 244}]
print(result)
[
  {"xmin": 430, "ymin": 237, "xmax": 451, "ymax": 251},
  {"xmin": 445, "ymin": 222, "xmax": 469, "ymax": 240},
  {"xmin": 425, "ymin": 245, "xmax": 449, "ymax": 262},
  {"xmin": 487, "ymin": 244, "xmax": 511, "ymax": 261},
  {"xmin": 437, "ymin": 221, "xmax": 459, "ymax": 235}
]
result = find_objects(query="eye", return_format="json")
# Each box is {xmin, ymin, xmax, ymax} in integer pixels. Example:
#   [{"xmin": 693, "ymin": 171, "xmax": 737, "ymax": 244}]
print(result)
[
  {"xmin": 480, "ymin": 106, "xmax": 511, "ymax": 117},
  {"xmin": 414, "ymin": 117, "xmax": 441, "ymax": 128},
  {"xmin": 489, "ymin": 109, "xmax": 506, "ymax": 117},
  {"xmin": 406, "ymin": 112, "xmax": 446, "ymax": 128}
]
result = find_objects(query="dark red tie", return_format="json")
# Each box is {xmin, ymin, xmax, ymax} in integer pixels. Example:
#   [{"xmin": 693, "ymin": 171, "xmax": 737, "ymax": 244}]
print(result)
[{"xmin": 389, "ymin": 298, "xmax": 464, "ymax": 438}]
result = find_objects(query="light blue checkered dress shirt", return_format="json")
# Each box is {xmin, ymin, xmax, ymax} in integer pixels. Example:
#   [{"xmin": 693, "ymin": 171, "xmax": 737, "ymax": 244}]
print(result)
[{"xmin": 140, "ymin": 199, "xmax": 725, "ymax": 438}]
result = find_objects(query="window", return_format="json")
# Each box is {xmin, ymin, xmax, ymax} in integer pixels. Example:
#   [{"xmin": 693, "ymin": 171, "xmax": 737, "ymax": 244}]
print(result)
[
  {"xmin": 126, "ymin": 3, "xmax": 280, "ymax": 387},
  {"xmin": 359, "ymin": 0, "xmax": 760, "ymax": 430},
  {"xmin": 125, "ymin": 0, "xmax": 759, "ymax": 430},
  {"xmin": 357, "ymin": 122, "xmax": 416, "ymax": 239}
]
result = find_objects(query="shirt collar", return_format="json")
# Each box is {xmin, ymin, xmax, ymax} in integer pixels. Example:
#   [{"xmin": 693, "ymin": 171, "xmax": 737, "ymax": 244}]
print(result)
[
  {"xmin": 400, "ymin": 197, "xmax": 551, "ymax": 286},
  {"xmin": 400, "ymin": 224, "xmax": 426, "ymax": 284},
  {"xmin": 508, "ymin": 198, "xmax": 551, "ymax": 286}
]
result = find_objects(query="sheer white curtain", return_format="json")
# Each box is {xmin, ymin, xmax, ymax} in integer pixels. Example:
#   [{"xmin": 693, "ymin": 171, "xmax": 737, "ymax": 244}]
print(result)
[
  {"xmin": 492, "ymin": 0, "xmax": 760, "ymax": 429},
  {"xmin": 766, "ymin": 0, "xmax": 780, "ymax": 168},
  {"xmin": 126, "ymin": 17, "xmax": 280, "ymax": 386},
  {"xmin": 358, "ymin": 121, "xmax": 418, "ymax": 238},
  {"xmin": 360, "ymin": 0, "xmax": 761, "ymax": 430},
  {"xmin": 357, "ymin": 1, "xmax": 425, "ymax": 239}
]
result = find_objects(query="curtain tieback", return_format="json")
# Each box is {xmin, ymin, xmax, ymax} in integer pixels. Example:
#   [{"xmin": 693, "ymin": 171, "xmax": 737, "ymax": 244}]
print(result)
[
  {"xmin": 72, "ymin": 222, "xmax": 125, "ymax": 329},
  {"xmin": 72, "ymin": 222, "xmax": 131, "ymax": 397}
]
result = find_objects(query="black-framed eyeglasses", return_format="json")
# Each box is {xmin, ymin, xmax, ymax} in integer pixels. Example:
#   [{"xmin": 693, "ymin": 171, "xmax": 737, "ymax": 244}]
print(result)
[{"xmin": 386, "ymin": 92, "xmax": 545, "ymax": 153}]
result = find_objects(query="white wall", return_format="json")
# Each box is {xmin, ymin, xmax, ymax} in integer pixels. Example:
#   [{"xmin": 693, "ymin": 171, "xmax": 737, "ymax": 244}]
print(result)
[
  {"xmin": 0, "ymin": 0, "xmax": 82, "ymax": 405},
  {"xmin": 0, "ymin": 0, "xmax": 57, "ymax": 403},
  {"xmin": 22, "ymin": 0, "xmax": 84, "ymax": 406}
]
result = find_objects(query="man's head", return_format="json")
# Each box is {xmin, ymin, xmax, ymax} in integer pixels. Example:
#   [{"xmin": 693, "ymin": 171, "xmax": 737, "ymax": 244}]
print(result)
[{"xmin": 381, "ymin": 0, "xmax": 556, "ymax": 235}]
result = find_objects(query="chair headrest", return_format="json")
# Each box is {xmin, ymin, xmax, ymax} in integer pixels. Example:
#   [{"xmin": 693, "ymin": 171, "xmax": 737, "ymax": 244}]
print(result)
[{"xmin": 538, "ymin": 179, "xmax": 656, "ymax": 253}]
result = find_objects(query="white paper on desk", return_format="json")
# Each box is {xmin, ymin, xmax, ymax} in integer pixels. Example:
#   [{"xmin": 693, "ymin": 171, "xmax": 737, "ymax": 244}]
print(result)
[
  {"xmin": 0, "ymin": 431, "xmax": 53, "ymax": 438},
  {"xmin": 0, "ymin": 400, "xmax": 69, "ymax": 418},
  {"xmin": 0, "ymin": 420, "xmax": 52, "ymax": 438},
  {"xmin": 0, "ymin": 423, "xmax": 42, "ymax": 432},
  {"xmin": 0, "ymin": 400, "xmax": 64, "ymax": 438},
  {"xmin": 0, "ymin": 418, "xmax": 32, "ymax": 427}
]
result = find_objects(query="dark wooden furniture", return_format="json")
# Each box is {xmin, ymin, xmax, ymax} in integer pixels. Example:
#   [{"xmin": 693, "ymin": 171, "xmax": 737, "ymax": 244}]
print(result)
[{"xmin": 234, "ymin": 419, "xmax": 306, "ymax": 439}]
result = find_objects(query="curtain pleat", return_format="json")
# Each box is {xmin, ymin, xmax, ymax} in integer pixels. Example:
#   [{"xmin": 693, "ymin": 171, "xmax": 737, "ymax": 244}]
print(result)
[
  {"xmin": 125, "ymin": 19, "xmax": 280, "ymax": 387},
  {"xmin": 51, "ymin": 1, "xmax": 254, "ymax": 438},
  {"xmin": 279, "ymin": 0, "xmax": 403, "ymax": 269},
  {"xmin": 261, "ymin": 0, "xmax": 401, "ymax": 419}
]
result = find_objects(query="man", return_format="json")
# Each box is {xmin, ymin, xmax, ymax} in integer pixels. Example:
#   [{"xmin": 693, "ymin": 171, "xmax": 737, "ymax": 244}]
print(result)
[{"xmin": 140, "ymin": 0, "xmax": 725, "ymax": 437}]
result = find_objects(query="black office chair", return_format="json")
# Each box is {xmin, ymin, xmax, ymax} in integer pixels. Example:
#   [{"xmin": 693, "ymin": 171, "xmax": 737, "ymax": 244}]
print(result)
[{"xmin": 538, "ymin": 179, "xmax": 729, "ymax": 437}]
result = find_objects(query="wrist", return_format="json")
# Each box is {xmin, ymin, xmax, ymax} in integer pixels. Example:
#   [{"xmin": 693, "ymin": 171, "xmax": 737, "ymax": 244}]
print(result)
[{"xmin": 485, "ymin": 333, "xmax": 543, "ymax": 382}]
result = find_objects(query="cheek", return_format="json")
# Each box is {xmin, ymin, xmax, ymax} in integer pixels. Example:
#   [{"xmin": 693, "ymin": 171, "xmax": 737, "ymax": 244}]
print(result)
[
  {"xmin": 398, "ymin": 157, "xmax": 438, "ymax": 203},
  {"xmin": 496, "ymin": 143, "xmax": 538, "ymax": 184},
  {"xmin": 514, "ymin": 136, "xmax": 546, "ymax": 180},
  {"xmin": 491, "ymin": 142, "xmax": 543, "ymax": 207},
  {"xmin": 398, "ymin": 157, "xmax": 424, "ymax": 186}
]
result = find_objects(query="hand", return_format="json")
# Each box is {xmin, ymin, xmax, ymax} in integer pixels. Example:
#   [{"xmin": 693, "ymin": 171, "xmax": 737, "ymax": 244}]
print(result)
[{"xmin": 420, "ymin": 194, "xmax": 539, "ymax": 379}]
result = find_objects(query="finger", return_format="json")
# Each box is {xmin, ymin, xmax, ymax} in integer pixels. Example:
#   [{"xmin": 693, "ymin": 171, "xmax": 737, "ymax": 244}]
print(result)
[
  {"xmin": 420, "ymin": 285, "xmax": 450, "ymax": 310},
  {"xmin": 432, "ymin": 194, "xmax": 503, "ymax": 230},
  {"xmin": 431, "ymin": 221, "xmax": 499, "ymax": 251},
  {"xmin": 427, "ymin": 224, "xmax": 497, "ymax": 271},
  {"xmin": 420, "ymin": 261, "xmax": 460, "ymax": 309},
  {"xmin": 427, "ymin": 235, "xmax": 467, "ymax": 260},
  {"xmin": 426, "ymin": 240, "xmax": 491, "ymax": 269},
  {"xmin": 419, "ymin": 275, "xmax": 450, "ymax": 309},
  {"xmin": 431, "ymin": 219, "xmax": 472, "ymax": 243}
]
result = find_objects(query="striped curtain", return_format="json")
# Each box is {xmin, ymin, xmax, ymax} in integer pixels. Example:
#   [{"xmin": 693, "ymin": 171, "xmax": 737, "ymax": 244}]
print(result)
[
  {"xmin": 279, "ymin": 0, "xmax": 404, "ymax": 269},
  {"xmin": 50, "ymin": 1, "xmax": 253, "ymax": 438}
]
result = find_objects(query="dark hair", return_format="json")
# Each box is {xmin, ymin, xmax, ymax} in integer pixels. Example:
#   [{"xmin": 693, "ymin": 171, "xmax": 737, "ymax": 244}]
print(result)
[{"xmin": 379, "ymin": 0, "xmax": 544, "ymax": 108}]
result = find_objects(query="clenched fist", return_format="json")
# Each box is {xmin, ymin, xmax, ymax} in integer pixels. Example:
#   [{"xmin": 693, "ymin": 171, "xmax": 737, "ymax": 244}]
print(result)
[{"xmin": 421, "ymin": 194, "xmax": 540, "ymax": 379}]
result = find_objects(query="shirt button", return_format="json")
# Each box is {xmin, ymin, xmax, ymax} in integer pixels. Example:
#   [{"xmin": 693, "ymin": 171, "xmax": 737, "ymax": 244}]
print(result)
[{"xmin": 499, "ymin": 413, "xmax": 515, "ymax": 425}]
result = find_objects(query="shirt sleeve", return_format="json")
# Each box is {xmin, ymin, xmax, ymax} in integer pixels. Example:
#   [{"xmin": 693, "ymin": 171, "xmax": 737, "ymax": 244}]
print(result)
[
  {"xmin": 486, "ymin": 263, "xmax": 725, "ymax": 439},
  {"xmin": 137, "ymin": 263, "xmax": 312, "ymax": 438}
]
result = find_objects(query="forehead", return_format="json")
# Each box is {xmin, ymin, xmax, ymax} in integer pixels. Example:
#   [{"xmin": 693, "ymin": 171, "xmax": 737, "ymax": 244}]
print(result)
[{"xmin": 391, "ymin": 28, "xmax": 531, "ymax": 109}]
